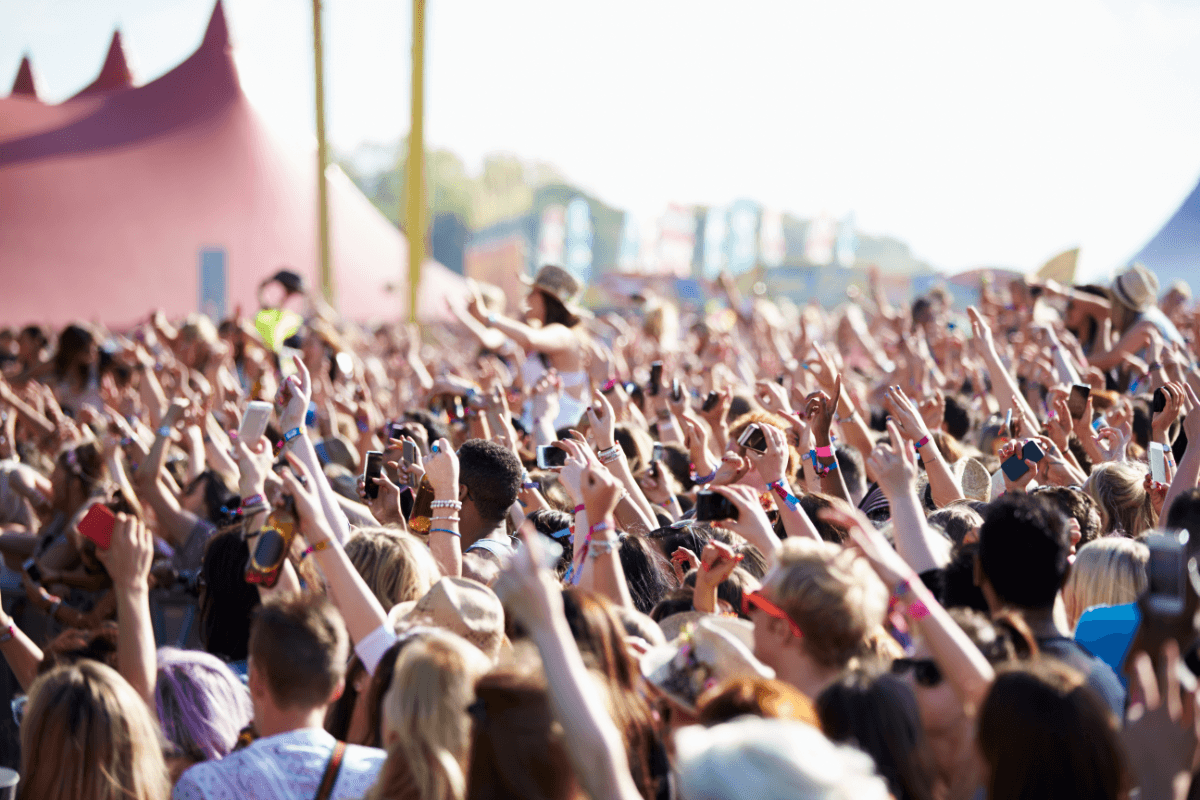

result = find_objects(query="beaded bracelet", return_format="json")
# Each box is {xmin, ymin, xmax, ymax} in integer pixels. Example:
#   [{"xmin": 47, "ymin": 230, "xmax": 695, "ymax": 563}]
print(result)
[
  {"xmin": 689, "ymin": 462, "xmax": 717, "ymax": 484},
  {"xmin": 430, "ymin": 499, "xmax": 463, "ymax": 510},
  {"xmin": 301, "ymin": 540, "xmax": 331, "ymax": 559},
  {"xmin": 596, "ymin": 445, "xmax": 621, "ymax": 461}
]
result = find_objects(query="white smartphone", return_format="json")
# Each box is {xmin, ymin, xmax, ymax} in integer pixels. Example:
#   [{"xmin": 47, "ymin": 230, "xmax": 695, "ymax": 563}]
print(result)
[
  {"xmin": 239, "ymin": 401, "xmax": 274, "ymax": 445},
  {"xmin": 1146, "ymin": 533, "xmax": 1186, "ymax": 617},
  {"xmin": 1150, "ymin": 442, "xmax": 1167, "ymax": 484}
]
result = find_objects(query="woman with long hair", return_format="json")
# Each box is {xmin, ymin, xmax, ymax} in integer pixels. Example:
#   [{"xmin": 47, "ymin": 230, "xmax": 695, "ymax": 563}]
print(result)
[
  {"xmin": 466, "ymin": 265, "xmax": 593, "ymax": 428},
  {"xmin": 367, "ymin": 629, "xmax": 490, "ymax": 800},
  {"xmin": 19, "ymin": 660, "xmax": 170, "ymax": 800}
]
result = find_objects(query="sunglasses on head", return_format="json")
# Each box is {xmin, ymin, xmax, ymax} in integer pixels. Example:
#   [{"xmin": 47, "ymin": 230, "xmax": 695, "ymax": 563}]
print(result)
[
  {"xmin": 741, "ymin": 590, "xmax": 804, "ymax": 639},
  {"xmin": 891, "ymin": 657, "xmax": 943, "ymax": 688}
]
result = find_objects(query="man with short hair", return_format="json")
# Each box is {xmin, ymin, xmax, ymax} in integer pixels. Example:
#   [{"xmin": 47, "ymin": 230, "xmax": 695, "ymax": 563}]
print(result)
[
  {"xmin": 429, "ymin": 438, "xmax": 523, "ymax": 586},
  {"xmin": 173, "ymin": 594, "xmax": 385, "ymax": 800},
  {"xmin": 977, "ymin": 494, "xmax": 1125, "ymax": 717},
  {"xmin": 747, "ymin": 538, "xmax": 888, "ymax": 699}
]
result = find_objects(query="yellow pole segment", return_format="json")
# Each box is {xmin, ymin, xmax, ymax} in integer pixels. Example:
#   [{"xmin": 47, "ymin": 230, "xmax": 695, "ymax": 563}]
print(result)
[
  {"xmin": 405, "ymin": 0, "xmax": 427, "ymax": 324},
  {"xmin": 312, "ymin": 0, "xmax": 335, "ymax": 308}
]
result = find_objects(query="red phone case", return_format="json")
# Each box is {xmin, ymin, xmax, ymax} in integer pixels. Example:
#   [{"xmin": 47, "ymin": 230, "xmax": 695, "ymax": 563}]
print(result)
[{"xmin": 78, "ymin": 504, "xmax": 115, "ymax": 550}]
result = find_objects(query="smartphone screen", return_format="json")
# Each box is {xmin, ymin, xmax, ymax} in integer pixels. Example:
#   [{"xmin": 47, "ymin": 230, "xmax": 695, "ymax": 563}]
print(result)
[
  {"xmin": 1150, "ymin": 442, "xmax": 1167, "ymax": 483},
  {"xmin": 648, "ymin": 362, "xmax": 663, "ymax": 396},
  {"xmin": 1067, "ymin": 384, "xmax": 1090, "ymax": 420},
  {"xmin": 537, "ymin": 446, "xmax": 568, "ymax": 470},
  {"xmin": 1148, "ymin": 540, "xmax": 1184, "ymax": 607},
  {"xmin": 694, "ymin": 491, "xmax": 739, "ymax": 522},
  {"xmin": 1021, "ymin": 441, "xmax": 1044, "ymax": 463},
  {"xmin": 364, "ymin": 450, "xmax": 384, "ymax": 500},
  {"xmin": 652, "ymin": 443, "xmax": 665, "ymax": 463},
  {"xmin": 739, "ymin": 424, "xmax": 767, "ymax": 453},
  {"xmin": 702, "ymin": 391, "xmax": 719, "ymax": 413}
]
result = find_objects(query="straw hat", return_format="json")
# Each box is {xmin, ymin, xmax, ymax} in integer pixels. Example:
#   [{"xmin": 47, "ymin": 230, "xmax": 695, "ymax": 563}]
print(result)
[
  {"xmin": 952, "ymin": 457, "xmax": 992, "ymax": 503},
  {"xmin": 520, "ymin": 265, "xmax": 588, "ymax": 316},
  {"xmin": 1111, "ymin": 262, "xmax": 1159, "ymax": 313},
  {"xmin": 387, "ymin": 577, "xmax": 505, "ymax": 661},
  {"xmin": 641, "ymin": 616, "xmax": 774, "ymax": 712}
]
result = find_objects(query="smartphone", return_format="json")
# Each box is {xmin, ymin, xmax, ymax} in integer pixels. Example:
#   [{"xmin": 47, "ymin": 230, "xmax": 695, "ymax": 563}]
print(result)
[
  {"xmin": 402, "ymin": 440, "xmax": 418, "ymax": 488},
  {"xmin": 1153, "ymin": 387, "xmax": 1168, "ymax": 414},
  {"xmin": 702, "ymin": 391, "xmax": 720, "ymax": 413},
  {"xmin": 652, "ymin": 443, "xmax": 665, "ymax": 464},
  {"xmin": 1067, "ymin": 384, "xmax": 1090, "ymax": 420},
  {"xmin": 388, "ymin": 422, "xmax": 405, "ymax": 442},
  {"xmin": 78, "ymin": 503, "xmax": 116, "ymax": 550},
  {"xmin": 694, "ymin": 491, "xmax": 739, "ymax": 522},
  {"xmin": 363, "ymin": 450, "xmax": 384, "ymax": 500},
  {"xmin": 671, "ymin": 380, "xmax": 682, "ymax": 403},
  {"xmin": 22, "ymin": 557, "xmax": 41, "ymax": 584},
  {"xmin": 239, "ymin": 401, "xmax": 273, "ymax": 445},
  {"xmin": 648, "ymin": 362, "xmax": 663, "ymax": 396},
  {"xmin": 738, "ymin": 424, "xmax": 767, "ymax": 454},
  {"xmin": 1150, "ymin": 442, "xmax": 1168, "ymax": 484},
  {"xmin": 1001, "ymin": 453, "xmax": 1030, "ymax": 482},
  {"xmin": 279, "ymin": 346, "xmax": 301, "ymax": 378},
  {"xmin": 537, "ymin": 445, "xmax": 568, "ymax": 470},
  {"xmin": 1146, "ymin": 533, "xmax": 1186, "ymax": 616},
  {"xmin": 1021, "ymin": 441, "xmax": 1044, "ymax": 464},
  {"xmin": 1002, "ymin": 408, "xmax": 1013, "ymax": 439}
]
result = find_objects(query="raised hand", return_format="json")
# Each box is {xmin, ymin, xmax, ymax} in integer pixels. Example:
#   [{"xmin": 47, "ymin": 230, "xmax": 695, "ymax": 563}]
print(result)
[
  {"xmin": 883, "ymin": 385, "xmax": 930, "ymax": 444},
  {"xmin": 997, "ymin": 439, "xmax": 1038, "ymax": 492},
  {"xmin": 580, "ymin": 462, "xmax": 623, "ymax": 520},
  {"xmin": 743, "ymin": 422, "xmax": 789, "ymax": 485},
  {"xmin": 867, "ymin": 420, "xmax": 919, "ymax": 497},
  {"xmin": 424, "ymin": 437, "xmax": 460, "ymax": 502}
]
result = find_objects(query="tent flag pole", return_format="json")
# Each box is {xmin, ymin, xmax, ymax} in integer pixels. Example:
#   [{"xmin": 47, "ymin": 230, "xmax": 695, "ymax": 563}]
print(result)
[
  {"xmin": 313, "ymin": 0, "xmax": 335, "ymax": 309},
  {"xmin": 404, "ymin": 0, "xmax": 427, "ymax": 324}
]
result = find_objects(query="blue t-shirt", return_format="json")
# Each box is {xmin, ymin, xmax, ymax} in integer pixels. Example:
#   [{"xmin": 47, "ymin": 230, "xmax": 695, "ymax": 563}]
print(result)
[{"xmin": 1073, "ymin": 602, "xmax": 1140, "ymax": 690}]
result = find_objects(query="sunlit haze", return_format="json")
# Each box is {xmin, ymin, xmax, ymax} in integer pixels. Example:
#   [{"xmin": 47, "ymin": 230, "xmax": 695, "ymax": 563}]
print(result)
[{"xmin": 5, "ymin": 0, "xmax": 1200, "ymax": 279}]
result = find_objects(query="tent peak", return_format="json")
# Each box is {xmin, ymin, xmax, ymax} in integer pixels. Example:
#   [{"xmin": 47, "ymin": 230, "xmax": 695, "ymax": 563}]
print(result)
[
  {"xmin": 10, "ymin": 55, "xmax": 38, "ymax": 99},
  {"xmin": 201, "ymin": 1, "xmax": 230, "ymax": 52},
  {"xmin": 73, "ymin": 31, "xmax": 134, "ymax": 97}
]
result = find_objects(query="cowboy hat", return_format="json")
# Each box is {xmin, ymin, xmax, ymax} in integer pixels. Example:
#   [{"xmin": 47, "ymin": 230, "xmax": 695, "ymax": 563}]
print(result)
[{"xmin": 520, "ymin": 265, "xmax": 589, "ymax": 317}]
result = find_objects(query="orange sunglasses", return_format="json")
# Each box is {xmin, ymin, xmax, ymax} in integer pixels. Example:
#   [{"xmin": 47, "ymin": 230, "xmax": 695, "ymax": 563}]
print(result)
[{"xmin": 742, "ymin": 590, "xmax": 804, "ymax": 639}]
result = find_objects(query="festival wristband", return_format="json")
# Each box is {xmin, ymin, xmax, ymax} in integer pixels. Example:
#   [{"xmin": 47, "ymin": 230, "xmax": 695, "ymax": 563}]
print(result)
[{"xmin": 814, "ymin": 445, "xmax": 835, "ymax": 459}]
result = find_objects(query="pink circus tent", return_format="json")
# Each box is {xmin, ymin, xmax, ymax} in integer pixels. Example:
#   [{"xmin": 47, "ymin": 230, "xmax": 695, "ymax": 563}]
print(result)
[{"xmin": 0, "ymin": 2, "xmax": 460, "ymax": 326}]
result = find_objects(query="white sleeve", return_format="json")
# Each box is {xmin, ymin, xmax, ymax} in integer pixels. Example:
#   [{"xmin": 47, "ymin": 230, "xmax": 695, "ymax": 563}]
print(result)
[{"xmin": 354, "ymin": 624, "xmax": 398, "ymax": 676}]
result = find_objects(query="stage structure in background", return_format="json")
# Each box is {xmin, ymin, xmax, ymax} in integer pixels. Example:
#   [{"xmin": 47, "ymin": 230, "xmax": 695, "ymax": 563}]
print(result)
[
  {"xmin": 312, "ymin": 0, "xmax": 334, "ymax": 308},
  {"xmin": 404, "ymin": 0, "xmax": 429, "ymax": 324}
]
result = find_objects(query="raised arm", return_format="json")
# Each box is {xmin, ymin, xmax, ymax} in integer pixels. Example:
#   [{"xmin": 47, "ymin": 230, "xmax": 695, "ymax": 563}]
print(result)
[
  {"xmin": 867, "ymin": 421, "xmax": 950, "ymax": 573},
  {"xmin": 99, "ymin": 514, "xmax": 157, "ymax": 708}
]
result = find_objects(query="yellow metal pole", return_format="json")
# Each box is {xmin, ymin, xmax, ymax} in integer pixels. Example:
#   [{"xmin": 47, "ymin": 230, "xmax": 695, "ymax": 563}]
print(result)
[
  {"xmin": 404, "ymin": 0, "xmax": 427, "ymax": 324},
  {"xmin": 313, "ymin": 0, "xmax": 335, "ymax": 308}
]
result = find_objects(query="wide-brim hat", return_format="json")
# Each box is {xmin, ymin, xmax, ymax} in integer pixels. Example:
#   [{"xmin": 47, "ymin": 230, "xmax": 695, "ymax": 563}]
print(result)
[
  {"xmin": 952, "ymin": 457, "xmax": 992, "ymax": 503},
  {"xmin": 520, "ymin": 265, "xmax": 589, "ymax": 317},
  {"xmin": 641, "ymin": 616, "xmax": 774, "ymax": 712},
  {"xmin": 387, "ymin": 576, "xmax": 504, "ymax": 661},
  {"xmin": 1111, "ymin": 262, "xmax": 1159, "ymax": 313}
]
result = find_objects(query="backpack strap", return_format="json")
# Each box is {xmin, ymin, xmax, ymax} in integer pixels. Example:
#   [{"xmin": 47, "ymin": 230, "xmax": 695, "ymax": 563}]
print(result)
[{"xmin": 314, "ymin": 740, "xmax": 347, "ymax": 800}]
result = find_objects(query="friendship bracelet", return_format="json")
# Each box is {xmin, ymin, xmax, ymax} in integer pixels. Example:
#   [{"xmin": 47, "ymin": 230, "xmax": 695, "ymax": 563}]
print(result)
[
  {"xmin": 301, "ymin": 540, "xmax": 331, "ymax": 559},
  {"xmin": 430, "ymin": 515, "xmax": 460, "ymax": 523},
  {"xmin": 238, "ymin": 494, "xmax": 265, "ymax": 513},
  {"xmin": 0, "ymin": 623, "xmax": 13, "ymax": 644},
  {"xmin": 689, "ymin": 462, "xmax": 718, "ymax": 484},
  {"xmin": 588, "ymin": 539, "xmax": 618, "ymax": 558},
  {"xmin": 589, "ymin": 521, "xmax": 613, "ymax": 536},
  {"xmin": 430, "ymin": 500, "xmax": 463, "ymax": 510},
  {"xmin": 914, "ymin": 435, "xmax": 930, "ymax": 449},
  {"xmin": 239, "ymin": 503, "xmax": 270, "ymax": 518},
  {"xmin": 767, "ymin": 480, "xmax": 801, "ymax": 511},
  {"xmin": 430, "ymin": 528, "xmax": 462, "ymax": 538},
  {"xmin": 574, "ymin": 504, "xmax": 586, "ymax": 514}
]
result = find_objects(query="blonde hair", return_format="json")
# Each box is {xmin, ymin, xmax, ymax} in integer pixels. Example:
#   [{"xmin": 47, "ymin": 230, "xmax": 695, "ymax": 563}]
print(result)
[
  {"xmin": 1084, "ymin": 462, "xmax": 1155, "ymax": 537},
  {"xmin": 344, "ymin": 527, "xmax": 440, "ymax": 609},
  {"xmin": 20, "ymin": 661, "xmax": 170, "ymax": 800},
  {"xmin": 767, "ymin": 539, "xmax": 888, "ymax": 669},
  {"xmin": 369, "ymin": 630, "xmax": 490, "ymax": 800},
  {"xmin": 1063, "ymin": 537, "xmax": 1148, "ymax": 630}
]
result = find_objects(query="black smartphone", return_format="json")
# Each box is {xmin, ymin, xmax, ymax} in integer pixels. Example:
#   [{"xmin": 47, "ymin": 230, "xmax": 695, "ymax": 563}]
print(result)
[
  {"xmin": 388, "ymin": 422, "xmax": 405, "ymax": 441},
  {"xmin": 652, "ymin": 443, "xmax": 665, "ymax": 463},
  {"xmin": 694, "ymin": 491, "xmax": 739, "ymax": 522},
  {"xmin": 364, "ymin": 450, "xmax": 384, "ymax": 500},
  {"xmin": 1067, "ymin": 384, "xmax": 1090, "ymax": 420},
  {"xmin": 1146, "ymin": 533, "xmax": 1186, "ymax": 616},
  {"xmin": 402, "ymin": 440, "xmax": 418, "ymax": 488},
  {"xmin": 1001, "ymin": 453, "xmax": 1030, "ymax": 482},
  {"xmin": 648, "ymin": 362, "xmax": 663, "ymax": 396},
  {"xmin": 1022, "ymin": 441, "xmax": 1044, "ymax": 463},
  {"xmin": 22, "ymin": 557, "xmax": 41, "ymax": 584},
  {"xmin": 738, "ymin": 424, "xmax": 767, "ymax": 454},
  {"xmin": 1153, "ymin": 387, "xmax": 1168, "ymax": 414},
  {"xmin": 702, "ymin": 391, "xmax": 720, "ymax": 412},
  {"xmin": 671, "ymin": 379, "xmax": 682, "ymax": 402},
  {"xmin": 536, "ymin": 445, "xmax": 568, "ymax": 469}
]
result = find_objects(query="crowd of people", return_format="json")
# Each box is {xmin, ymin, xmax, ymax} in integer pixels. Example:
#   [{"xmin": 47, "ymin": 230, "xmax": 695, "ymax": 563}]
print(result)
[{"xmin": 0, "ymin": 259, "xmax": 1198, "ymax": 799}]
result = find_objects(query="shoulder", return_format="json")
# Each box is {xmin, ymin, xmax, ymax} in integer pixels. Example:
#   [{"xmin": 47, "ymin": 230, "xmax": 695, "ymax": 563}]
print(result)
[
  {"xmin": 172, "ymin": 759, "xmax": 224, "ymax": 800},
  {"xmin": 333, "ymin": 744, "xmax": 387, "ymax": 797}
]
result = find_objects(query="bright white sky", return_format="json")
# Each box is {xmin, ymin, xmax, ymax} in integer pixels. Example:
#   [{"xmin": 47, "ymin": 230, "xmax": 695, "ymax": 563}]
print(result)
[{"xmin": 4, "ymin": 0, "xmax": 1200, "ymax": 279}]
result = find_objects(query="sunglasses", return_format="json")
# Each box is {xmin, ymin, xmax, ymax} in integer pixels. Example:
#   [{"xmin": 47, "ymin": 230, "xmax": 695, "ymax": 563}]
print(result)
[
  {"xmin": 891, "ymin": 657, "xmax": 943, "ymax": 688},
  {"xmin": 741, "ymin": 590, "xmax": 804, "ymax": 639}
]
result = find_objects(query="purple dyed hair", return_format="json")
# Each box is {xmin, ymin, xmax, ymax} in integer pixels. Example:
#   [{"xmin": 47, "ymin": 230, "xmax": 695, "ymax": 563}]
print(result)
[{"xmin": 155, "ymin": 646, "xmax": 253, "ymax": 763}]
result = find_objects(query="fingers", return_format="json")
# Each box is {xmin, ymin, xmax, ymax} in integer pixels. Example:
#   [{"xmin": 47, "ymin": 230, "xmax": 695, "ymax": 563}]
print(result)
[
  {"xmin": 886, "ymin": 418, "xmax": 904, "ymax": 451},
  {"xmin": 1130, "ymin": 650, "xmax": 1161, "ymax": 714}
]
